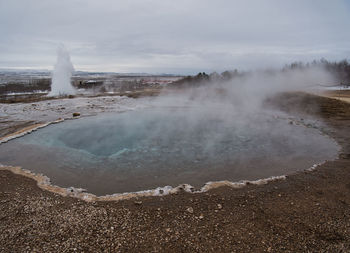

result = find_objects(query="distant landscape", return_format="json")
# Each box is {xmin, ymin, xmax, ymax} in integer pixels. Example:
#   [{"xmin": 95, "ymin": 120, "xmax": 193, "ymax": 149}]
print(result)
[
  {"xmin": 1, "ymin": 59, "xmax": 349, "ymax": 98},
  {"xmin": 0, "ymin": 70, "xmax": 182, "ymax": 95}
]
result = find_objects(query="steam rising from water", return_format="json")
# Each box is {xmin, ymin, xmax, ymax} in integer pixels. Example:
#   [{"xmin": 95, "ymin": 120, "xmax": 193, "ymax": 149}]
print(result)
[
  {"xmin": 49, "ymin": 44, "xmax": 75, "ymax": 96},
  {"xmin": 144, "ymin": 66, "xmax": 338, "ymax": 167},
  {"xmin": 155, "ymin": 66, "xmax": 335, "ymax": 113}
]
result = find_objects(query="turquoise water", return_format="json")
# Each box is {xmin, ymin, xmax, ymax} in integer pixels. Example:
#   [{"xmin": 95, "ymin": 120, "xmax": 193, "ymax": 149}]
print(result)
[{"xmin": 0, "ymin": 107, "xmax": 339, "ymax": 195}]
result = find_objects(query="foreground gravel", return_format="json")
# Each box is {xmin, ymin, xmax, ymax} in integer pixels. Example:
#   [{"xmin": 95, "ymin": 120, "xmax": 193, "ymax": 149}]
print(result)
[{"xmin": 1, "ymin": 93, "xmax": 350, "ymax": 252}]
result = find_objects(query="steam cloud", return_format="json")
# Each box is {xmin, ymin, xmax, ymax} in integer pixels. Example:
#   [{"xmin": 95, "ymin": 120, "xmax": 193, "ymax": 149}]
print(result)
[
  {"xmin": 143, "ymin": 66, "xmax": 337, "ymax": 161},
  {"xmin": 49, "ymin": 44, "xmax": 75, "ymax": 96},
  {"xmin": 154, "ymin": 66, "xmax": 334, "ymax": 113}
]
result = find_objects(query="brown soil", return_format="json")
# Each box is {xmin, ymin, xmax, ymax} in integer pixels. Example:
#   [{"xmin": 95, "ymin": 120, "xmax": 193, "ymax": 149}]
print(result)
[
  {"xmin": 1, "ymin": 92, "xmax": 350, "ymax": 252},
  {"xmin": 321, "ymin": 90, "xmax": 350, "ymax": 104},
  {"xmin": 0, "ymin": 120, "xmax": 37, "ymax": 139}
]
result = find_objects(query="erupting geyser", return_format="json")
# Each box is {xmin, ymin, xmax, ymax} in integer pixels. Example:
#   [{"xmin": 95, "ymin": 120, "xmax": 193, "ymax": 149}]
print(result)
[{"xmin": 48, "ymin": 44, "xmax": 75, "ymax": 96}]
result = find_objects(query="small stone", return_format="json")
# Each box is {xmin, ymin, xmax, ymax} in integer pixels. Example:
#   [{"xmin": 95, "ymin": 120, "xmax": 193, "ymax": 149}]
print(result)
[
  {"xmin": 199, "ymin": 214, "xmax": 204, "ymax": 219},
  {"xmin": 217, "ymin": 204, "xmax": 223, "ymax": 209},
  {"xmin": 186, "ymin": 207, "xmax": 194, "ymax": 214},
  {"xmin": 134, "ymin": 201, "xmax": 142, "ymax": 205}
]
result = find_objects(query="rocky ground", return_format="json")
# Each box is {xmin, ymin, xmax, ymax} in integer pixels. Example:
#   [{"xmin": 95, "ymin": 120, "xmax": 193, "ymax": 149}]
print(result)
[
  {"xmin": 0, "ymin": 92, "xmax": 350, "ymax": 252},
  {"xmin": 0, "ymin": 95, "xmax": 150, "ymax": 124}
]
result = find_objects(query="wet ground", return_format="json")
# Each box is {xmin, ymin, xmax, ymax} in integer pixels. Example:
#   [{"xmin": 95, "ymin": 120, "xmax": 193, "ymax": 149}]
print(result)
[{"xmin": 0, "ymin": 92, "xmax": 350, "ymax": 252}]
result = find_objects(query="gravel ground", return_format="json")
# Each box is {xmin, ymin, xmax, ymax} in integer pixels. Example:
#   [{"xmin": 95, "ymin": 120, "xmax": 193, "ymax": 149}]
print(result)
[
  {"xmin": 0, "ymin": 95, "xmax": 149, "ymax": 124},
  {"xmin": 0, "ymin": 93, "xmax": 350, "ymax": 252}
]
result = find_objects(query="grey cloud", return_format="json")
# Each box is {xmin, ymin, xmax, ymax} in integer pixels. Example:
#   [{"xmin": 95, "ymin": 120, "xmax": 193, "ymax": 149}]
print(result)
[{"xmin": 0, "ymin": 0, "xmax": 349, "ymax": 73}]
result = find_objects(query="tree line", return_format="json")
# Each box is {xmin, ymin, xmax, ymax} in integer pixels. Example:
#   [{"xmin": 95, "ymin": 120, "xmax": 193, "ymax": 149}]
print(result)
[{"xmin": 171, "ymin": 59, "xmax": 350, "ymax": 88}]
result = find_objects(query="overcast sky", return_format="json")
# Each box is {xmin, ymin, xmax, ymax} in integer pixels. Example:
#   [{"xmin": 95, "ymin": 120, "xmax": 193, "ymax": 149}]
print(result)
[{"xmin": 1, "ymin": 0, "xmax": 350, "ymax": 74}]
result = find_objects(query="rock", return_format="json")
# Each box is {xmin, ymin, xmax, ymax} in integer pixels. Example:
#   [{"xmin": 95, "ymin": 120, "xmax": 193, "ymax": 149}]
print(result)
[
  {"xmin": 186, "ymin": 207, "xmax": 194, "ymax": 214},
  {"xmin": 217, "ymin": 204, "xmax": 223, "ymax": 209},
  {"xmin": 134, "ymin": 201, "xmax": 142, "ymax": 205},
  {"xmin": 199, "ymin": 214, "xmax": 204, "ymax": 219},
  {"xmin": 72, "ymin": 112, "xmax": 80, "ymax": 117}
]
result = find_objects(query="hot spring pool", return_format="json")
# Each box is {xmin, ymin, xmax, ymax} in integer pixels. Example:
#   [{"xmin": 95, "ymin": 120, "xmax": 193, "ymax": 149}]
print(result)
[{"xmin": 0, "ymin": 107, "xmax": 339, "ymax": 195}]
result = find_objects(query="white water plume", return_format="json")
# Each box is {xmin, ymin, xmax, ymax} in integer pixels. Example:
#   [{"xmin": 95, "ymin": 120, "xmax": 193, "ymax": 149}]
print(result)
[{"xmin": 49, "ymin": 44, "xmax": 75, "ymax": 96}]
